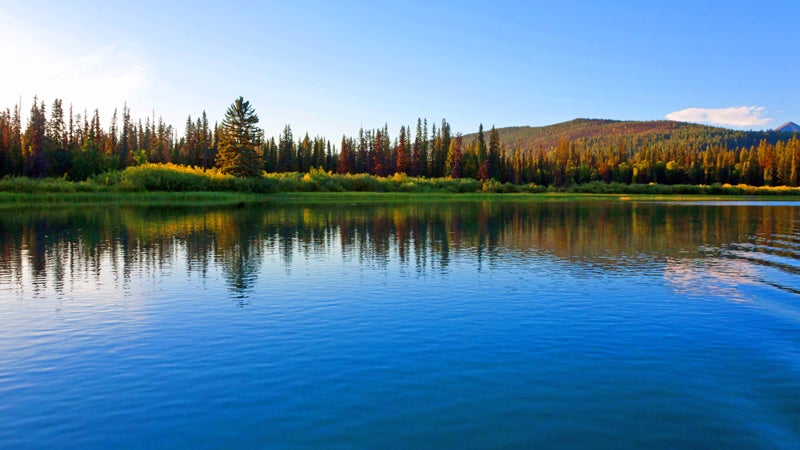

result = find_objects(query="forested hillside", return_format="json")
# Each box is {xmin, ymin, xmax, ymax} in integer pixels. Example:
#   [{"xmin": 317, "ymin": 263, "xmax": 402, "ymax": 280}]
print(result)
[
  {"xmin": 462, "ymin": 119, "xmax": 798, "ymax": 186},
  {"xmin": 463, "ymin": 119, "xmax": 787, "ymax": 154},
  {"xmin": 1, "ymin": 97, "xmax": 798, "ymax": 188}
]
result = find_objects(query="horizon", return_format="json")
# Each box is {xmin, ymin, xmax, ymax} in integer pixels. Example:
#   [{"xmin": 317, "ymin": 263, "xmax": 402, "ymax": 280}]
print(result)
[{"xmin": 2, "ymin": 1, "xmax": 798, "ymax": 138}]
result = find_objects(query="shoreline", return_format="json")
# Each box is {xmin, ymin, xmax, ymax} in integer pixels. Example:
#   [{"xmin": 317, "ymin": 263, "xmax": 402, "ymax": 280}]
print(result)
[{"xmin": 2, "ymin": 191, "xmax": 800, "ymax": 208}]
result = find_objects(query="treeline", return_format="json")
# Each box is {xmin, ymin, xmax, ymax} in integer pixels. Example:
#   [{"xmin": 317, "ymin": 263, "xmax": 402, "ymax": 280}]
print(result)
[
  {"xmin": 0, "ymin": 98, "xmax": 211, "ymax": 180},
  {"xmin": 1, "ymin": 97, "xmax": 799, "ymax": 187}
]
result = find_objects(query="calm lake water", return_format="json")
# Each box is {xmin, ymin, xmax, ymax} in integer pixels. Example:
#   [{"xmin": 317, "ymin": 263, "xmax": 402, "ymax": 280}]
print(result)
[{"xmin": 1, "ymin": 199, "xmax": 799, "ymax": 448}]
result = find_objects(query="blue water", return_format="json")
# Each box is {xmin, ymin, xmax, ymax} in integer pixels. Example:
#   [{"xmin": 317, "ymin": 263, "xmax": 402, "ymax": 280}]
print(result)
[{"xmin": 1, "ymin": 201, "xmax": 799, "ymax": 448}]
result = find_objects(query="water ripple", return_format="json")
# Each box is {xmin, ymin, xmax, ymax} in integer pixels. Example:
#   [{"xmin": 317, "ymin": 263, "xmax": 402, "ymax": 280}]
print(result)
[{"xmin": 1, "ymin": 201, "xmax": 800, "ymax": 448}]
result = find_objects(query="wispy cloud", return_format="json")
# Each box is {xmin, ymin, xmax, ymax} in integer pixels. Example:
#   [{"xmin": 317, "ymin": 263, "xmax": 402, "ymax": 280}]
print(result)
[
  {"xmin": 665, "ymin": 106, "xmax": 771, "ymax": 128},
  {"xmin": 0, "ymin": 12, "xmax": 152, "ymax": 116}
]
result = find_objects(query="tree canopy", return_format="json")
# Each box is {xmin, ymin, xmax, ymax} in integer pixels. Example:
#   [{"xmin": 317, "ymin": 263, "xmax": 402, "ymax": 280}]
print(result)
[{"xmin": 216, "ymin": 96, "xmax": 262, "ymax": 177}]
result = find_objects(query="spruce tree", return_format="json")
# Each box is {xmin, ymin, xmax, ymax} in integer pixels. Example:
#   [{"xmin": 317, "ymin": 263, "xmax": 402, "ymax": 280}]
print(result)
[
  {"xmin": 489, "ymin": 125, "xmax": 501, "ymax": 180},
  {"xmin": 23, "ymin": 98, "xmax": 48, "ymax": 177},
  {"xmin": 216, "ymin": 96, "xmax": 263, "ymax": 177},
  {"xmin": 446, "ymin": 133, "xmax": 463, "ymax": 178},
  {"xmin": 396, "ymin": 125, "xmax": 409, "ymax": 174},
  {"xmin": 411, "ymin": 118, "xmax": 423, "ymax": 176},
  {"xmin": 278, "ymin": 124, "xmax": 294, "ymax": 172}
]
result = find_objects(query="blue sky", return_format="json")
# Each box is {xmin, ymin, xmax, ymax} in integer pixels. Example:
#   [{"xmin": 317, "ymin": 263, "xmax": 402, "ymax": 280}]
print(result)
[{"xmin": 2, "ymin": 0, "xmax": 798, "ymax": 139}]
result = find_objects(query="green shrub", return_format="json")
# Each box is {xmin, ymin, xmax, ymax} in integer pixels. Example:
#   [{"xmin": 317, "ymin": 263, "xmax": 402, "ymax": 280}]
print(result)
[{"xmin": 5, "ymin": 163, "xmax": 800, "ymax": 196}]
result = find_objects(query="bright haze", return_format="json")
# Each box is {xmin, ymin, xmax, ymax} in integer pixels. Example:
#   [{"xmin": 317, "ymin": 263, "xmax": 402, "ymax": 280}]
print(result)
[{"xmin": 2, "ymin": 0, "xmax": 798, "ymax": 138}]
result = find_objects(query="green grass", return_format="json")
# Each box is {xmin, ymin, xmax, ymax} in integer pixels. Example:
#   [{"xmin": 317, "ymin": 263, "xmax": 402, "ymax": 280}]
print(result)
[
  {"xmin": 261, "ymin": 191, "xmax": 800, "ymax": 205},
  {"xmin": 0, "ymin": 176, "xmax": 104, "ymax": 193},
  {"xmin": 3, "ymin": 190, "xmax": 799, "ymax": 209},
  {"xmin": 0, "ymin": 191, "xmax": 272, "ymax": 208}
]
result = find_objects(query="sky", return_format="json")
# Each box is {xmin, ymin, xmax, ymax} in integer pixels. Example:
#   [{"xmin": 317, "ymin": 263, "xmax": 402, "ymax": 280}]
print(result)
[{"xmin": 2, "ymin": 0, "xmax": 798, "ymax": 139}]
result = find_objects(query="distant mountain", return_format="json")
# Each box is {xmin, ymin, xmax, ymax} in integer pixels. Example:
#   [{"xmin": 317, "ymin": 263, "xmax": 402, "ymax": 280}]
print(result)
[
  {"xmin": 775, "ymin": 121, "xmax": 800, "ymax": 133},
  {"xmin": 462, "ymin": 118, "xmax": 788, "ymax": 154}
]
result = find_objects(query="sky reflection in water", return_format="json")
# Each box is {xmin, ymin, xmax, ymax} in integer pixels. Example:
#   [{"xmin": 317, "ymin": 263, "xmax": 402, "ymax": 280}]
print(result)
[{"xmin": 1, "ymin": 200, "xmax": 799, "ymax": 448}]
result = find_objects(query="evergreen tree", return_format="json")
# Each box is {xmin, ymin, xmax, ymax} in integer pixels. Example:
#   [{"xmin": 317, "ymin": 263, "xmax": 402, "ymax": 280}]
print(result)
[
  {"xmin": 199, "ymin": 111, "xmax": 211, "ymax": 168},
  {"xmin": 356, "ymin": 128, "xmax": 367, "ymax": 173},
  {"xmin": 489, "ymin": 125, "xmax": 501, "ymax": 180},
  {"xmin": 372, "ymin": 129, "xmax": 385, "ymax": 175},
  {"xmin": 22, "ymin": 98, "xmax": 48, "ymax": 177},
  {"xmin": 10, "ymin": 101, "xmax": 23, "ymax": 175},
  {"xmin": 420, "ymin": 118, "xmax": 429, "ymax": 177},
  {"xmin": 446, "ymin": 133, "xmax": 463, "ymax": 178},
  {"xmin": 278, "ymin": 124, "xmax": 294, "ymax": 172},
  {"xmin": 396, "ymin": 125, "xmax": 410, "ymax": 174},
  {"xmin": 429, "ymin": 123, "xmax": 440, "ymax": 177},
  {"xmin": 337, "ymin": 136, "xmax": 354, "ymax": 174},
  {"xmin": 441, "ymin": 120, "xmax": 451, "ymax": 174},
  {"xmin": 0, "ymin": 109, "xmax": 10, "ymax": 176},
  {"xmin": 215, "ymin": 96, "xmax": 263, "ymax": 177},
  {"xmin": 326, "ymin": 140, "xmax": 335, "ymax": 171},
  {"xmin": 477, "ymin": 123, "xmax": 487, "ymax": 163},
  {"xmin": 46, "ymin": 99, "xmax": 70, "ymax": 176},
  {"xmin": 463, "ymin": 142, "xmax": 479, "ymax": 179},
  {"xmin": 107, "ymin": 108, "xmax": 118, "ymax": 160},
  {"xmin": 181, "ymin": 115, "xmax": 198, "ymax": 165},
  {"xmin": 411, "ymin": 118, "xmax": 423, "ymax": 176},
  {"xmin": 263, "ymin": 137, "xmax": 278, "ymax": 172},
  {"xmin": 120, "ymin": 104, "xmax": 131, "ymax": 166},
  {"xmin": 312, "ymin": 136, "xmax": 325, "ymax": 169}
]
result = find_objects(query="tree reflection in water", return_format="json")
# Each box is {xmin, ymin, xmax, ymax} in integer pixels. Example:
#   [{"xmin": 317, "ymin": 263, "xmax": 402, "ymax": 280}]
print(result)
[{"xmin": 0, "ymin": 201, "xmax": 797, "ymax": 302}]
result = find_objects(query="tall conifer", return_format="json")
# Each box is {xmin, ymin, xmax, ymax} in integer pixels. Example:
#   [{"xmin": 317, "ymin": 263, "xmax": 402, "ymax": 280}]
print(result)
[{"xmin": 215, "ymin": 97, "xmax": 263, "ymax": 177}]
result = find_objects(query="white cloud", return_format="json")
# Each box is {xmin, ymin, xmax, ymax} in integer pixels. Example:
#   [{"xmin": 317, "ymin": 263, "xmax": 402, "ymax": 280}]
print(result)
[
  {"xmin": 665, "ymin": 106, "xmax": 771, "ymax": 128},
  {"xmin": 0, "ymin": 11, "xmax": 152, "ymax": 118}
]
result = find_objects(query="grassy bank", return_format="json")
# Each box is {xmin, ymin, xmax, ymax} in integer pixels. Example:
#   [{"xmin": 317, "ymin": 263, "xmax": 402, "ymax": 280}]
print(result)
[
  {"xmin": 6, "ymin": 191, "xmax": 800, "ymax": 209},
  {"xmin": 0, "ymin": 191, "xmax": 272, "ymax": 208},
  {"xmin": 264, "ymin": 191, "xmax": 800, "ymax": 205},
  {"xmin": 1, "ymin": 164, "xmax": 800, "ymax": 205}
]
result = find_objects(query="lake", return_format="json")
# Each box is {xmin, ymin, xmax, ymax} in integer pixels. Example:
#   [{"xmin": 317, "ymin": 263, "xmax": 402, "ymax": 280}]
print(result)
[{"xmin": 1, "ymin": 199, "xmax": 799, "ymax": 448}]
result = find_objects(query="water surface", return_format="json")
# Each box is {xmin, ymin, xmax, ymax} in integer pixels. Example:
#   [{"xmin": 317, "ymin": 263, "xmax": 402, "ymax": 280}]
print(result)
[{"xmin": 1, "ymin": 200, "xmax": 799, "ymax": 448}]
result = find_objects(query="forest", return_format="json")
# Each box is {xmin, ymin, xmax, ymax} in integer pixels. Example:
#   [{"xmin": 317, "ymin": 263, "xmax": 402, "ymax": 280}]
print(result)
[{"xmin": 1, "ymin": 96, "xmax": 799, "ymax": 188}]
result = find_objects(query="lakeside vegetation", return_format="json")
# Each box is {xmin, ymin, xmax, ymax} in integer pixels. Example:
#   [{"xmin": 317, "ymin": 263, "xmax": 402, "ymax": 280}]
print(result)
[{"xmin": 2, "ymin": 163, "xmax": 800, "ymax": 208}]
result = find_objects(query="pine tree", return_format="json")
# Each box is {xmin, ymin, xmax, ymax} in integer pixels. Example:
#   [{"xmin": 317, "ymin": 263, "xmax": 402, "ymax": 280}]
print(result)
[
  {"xmin": 216, "ymin": 97, "xmax": 263, "ymax": 177},
  {"xmin": 420, "ymin": 119, "xmax": 429, "ymax": 177},
  {"xmin": 477, "ymin": 123, "xmax": 487, "ymax": 163},
  {"xmin": 47, "ymin": 99, "xmax": 70, "ymax": 176},
  {"xmin": 10, "ymin": 101, "xmax": 23, "ymax": 175},
  {"xmin": 356, "ymin": 128, "xmax": 367, "ymax": 173},
  {"xmin": 326, "ymin": 140, "xmax": 335, "ymax": 171},
  {"xmin": 278, "ymin": 124, "xmax": 294, "ymax": 172},
  {"xmin": 0, "ymin": 109, "xmax": 10, "ymax": 176},
  {"xmin": 337, "ymin": 136, "xmax": 354, "ymax": 174},
  {"xmin": 446, "ymin": 133, "xmax": 464, "ymax": 178},
  {"xmin": 262, "ymin": 137, "xmax": 278, "ymax": 172},
  {"xmin": 182, "ymin": 115, "xmax": 198, "ymax": 166},
  {"xmin": 411, "ymin": 118, "xmax": 423, "ymax": 177},
  {"xmin": 107, "ymin": 108, "xmax": 118, "ymax": 159},
  {"xmin": 489, "ymin": 125, "xmax": 501, "ymax": 180},
  {"xmin": 199, "ymin": 111, "xmax": 211, "ymax": 168},
  {"xmin": 120, "ymin": 104, "xmax": 131, "ymax": 166},
  {"xmin": 372, "ymin": 129, "xmax": 385, "ymax": 176},
  {"xmin": 23, "ymin": 98, "xmax": 48, "ymax": 177},
  {"xmin": 297, "ymin": 133, "xmax": 311, "ymax": 172},
  {"xmin": 396, "ymin": 125, "xmax": 410, "ymax": 174}
]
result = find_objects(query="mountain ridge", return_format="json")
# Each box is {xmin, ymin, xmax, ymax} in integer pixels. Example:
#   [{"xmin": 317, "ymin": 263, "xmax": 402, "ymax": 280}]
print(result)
[
  {"xmin": 461, "ymin": 118, "xmax": 791, "ymax": 154},
  {"xmin": 775, "ymin": 121, "xmax": 800, "ymax": 133}
]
